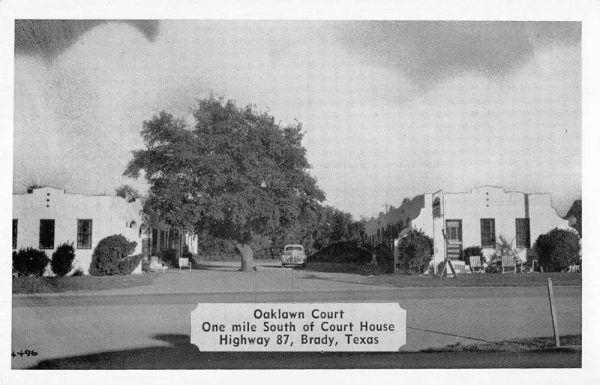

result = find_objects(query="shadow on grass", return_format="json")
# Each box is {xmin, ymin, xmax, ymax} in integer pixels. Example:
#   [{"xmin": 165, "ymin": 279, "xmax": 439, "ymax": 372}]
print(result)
[
  {"xmin": 28, "ymin": 333, "xmax": 581, "ymax": 369},
  {"xmin": 12, "ymin": 274, "xmax": 156, "ymax": 294}
]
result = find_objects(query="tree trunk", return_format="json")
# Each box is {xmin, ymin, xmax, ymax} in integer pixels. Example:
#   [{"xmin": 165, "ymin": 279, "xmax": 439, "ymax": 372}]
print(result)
[{"xmin": 236, "ymin": 243, "xmax": 256, "ymax": 271}]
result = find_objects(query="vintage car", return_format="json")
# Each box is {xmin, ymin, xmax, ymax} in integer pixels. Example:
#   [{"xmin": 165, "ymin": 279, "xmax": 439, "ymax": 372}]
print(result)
[{"xmin": 280, "ymin": 244, "xmax": 307, "ymax": 268}]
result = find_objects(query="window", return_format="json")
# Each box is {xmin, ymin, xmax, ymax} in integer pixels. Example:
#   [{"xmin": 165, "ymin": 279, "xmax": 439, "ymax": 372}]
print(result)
[
  {"xmin": 39, "ymin": 219, "xmax": 55, "ymax": 249},
  {"xmin": 12, "ymin": 219, "xmax": 17, "ymax": 249},
  {"xmin": 516, "ymin": 218, "xmax": 531, "ymax": 248},
  {"xmin": 480, "ymin": 218, "xmax": 496, "ymax": 248},
  {"xmin": 77, "ymin": 219, "xmax": 93, "ymax": 249}
]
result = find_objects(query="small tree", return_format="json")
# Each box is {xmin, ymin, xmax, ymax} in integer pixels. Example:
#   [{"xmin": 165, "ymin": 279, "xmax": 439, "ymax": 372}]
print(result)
[
  {"xmin": 115, "ymin": 184, "xmax": 140, "ymax": 202},
  {"xmin": 51, "ymin": 242, "xmax": 76, "ymax": 276},
  {"xmin": 89, "ymin": 234, "xmax": 138, "ymax": 276},
  {"xmin": 485, "ymin": 236, "xmax": 518, "ymax": 273},
  {"xmin": 535, "ymin": 228, "xmax": 580, "ymax": 272},
  {"xmin": 13, "ymin": 248, "xmax": 50, "ymax": 277},
  {"xmin": 397, "ymin": 230, "xmax": 433, "ymax": 274}
]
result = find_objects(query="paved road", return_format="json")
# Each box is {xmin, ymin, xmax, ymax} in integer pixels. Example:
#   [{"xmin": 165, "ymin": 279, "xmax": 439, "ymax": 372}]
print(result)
[{"xmin": 12, "ymin": 267, "xmax": 581, "ymax": 369}]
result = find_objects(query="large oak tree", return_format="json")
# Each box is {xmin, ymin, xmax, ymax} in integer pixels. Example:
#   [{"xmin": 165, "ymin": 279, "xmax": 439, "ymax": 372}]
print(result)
[{"xmin": 124, "ymin": 97, "xmax": 325, "ymax": 271}]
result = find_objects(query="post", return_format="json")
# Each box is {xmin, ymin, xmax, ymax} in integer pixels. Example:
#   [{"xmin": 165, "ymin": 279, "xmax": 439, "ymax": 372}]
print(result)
[{"xmin": 547, "ymin": 278, "xmax": 560, "ymax": 347}]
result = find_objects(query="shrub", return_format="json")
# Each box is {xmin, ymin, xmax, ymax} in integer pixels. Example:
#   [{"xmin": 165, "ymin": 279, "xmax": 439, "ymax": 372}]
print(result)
[
  {"xmin": 158, "ymin": 248, "xmax": 178, "ymax": 266},
  {"xmin": 120, "ymin": 254, "xmax": 145, "ymax": 274},
  {"xmin": 89, "ymin": 234, "xmax": 138, "ymax": 276},
  {"xmin": 13, "ymin": 248, "xmax": 50, "ymax": 277},
  {"xmin": 535, "ymin": 228, "xmax": 580, "ymax": 272},
  {"xmin": 397, "ymin": 230, "xmax": 433, "ymax": 274},
  {"xmin": 51, "ymin": 242, "xmax": 76, "ymax": 276},
  {"xmin": 484, "ymin": 260, "xmax": 502, "ymax": 274},
  {"xmin": 142, "ymin": 259, "xmax": 152, "ymax": 273},
  {"xmin": 461, "ymin": 246, "xmax": 483, "ymax": 265},
  {"xmin": 373, "ymin": 244, "xmax": 395, "ymax": 274},
  {"xmin": 309, "ymin": 241, "xmax": 372, "ymax": 265},
  {"xmin": 485, "ymin": 236, "xmax": 518, "ymax": 273},
  {"xmin": 71, "ymin": 268, "xmax": 85, "ymax": 276}
]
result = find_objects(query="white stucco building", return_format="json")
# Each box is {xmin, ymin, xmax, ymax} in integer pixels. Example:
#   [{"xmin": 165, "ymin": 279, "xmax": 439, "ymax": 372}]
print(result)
[
  {"xmin": 365, "ymin": 186, "xmax": 571, "ymax": 268},
  {"xmin": 12, "ymin": 187, "xmax": 197, "ymax": 275}
]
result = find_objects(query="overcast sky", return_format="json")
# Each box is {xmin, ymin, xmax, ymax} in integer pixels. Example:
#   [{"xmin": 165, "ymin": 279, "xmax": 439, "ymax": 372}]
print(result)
[{"xmin": 13, "ymin": 20, "xmax": 581, "ymax": 218}]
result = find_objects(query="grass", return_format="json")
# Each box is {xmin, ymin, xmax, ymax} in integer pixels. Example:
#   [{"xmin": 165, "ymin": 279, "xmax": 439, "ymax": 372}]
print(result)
[
  {"xmin": 422, "ymin": 334, "xmax": 581, "ymax": 353},
  {"xmin": 366, "ymin": 272, "xmax": 581, "ymax": 287},
  {"xmin": 13, "ymin": 274, "xmax": 156, "ymax": 294},
  {"xmin": 306, "ymin": 262, "xmax": 386, "ymax": 276}
]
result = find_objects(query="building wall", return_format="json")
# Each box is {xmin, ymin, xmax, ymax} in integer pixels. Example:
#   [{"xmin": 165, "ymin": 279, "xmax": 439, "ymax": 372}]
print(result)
[
  {"xmin": 411, "ymin": 186, "xmax": 570, "ymax": 265},
  {"xmin": 365, "ymin": 186, "xmax": 571, "ymax": 268},
  {"xmin": 13, "ymin": 187, "xmax": 143, "ymax": 274},
  {"xmin": 12, "ymin": 187, "xmax": 199, "ymax": 275}
]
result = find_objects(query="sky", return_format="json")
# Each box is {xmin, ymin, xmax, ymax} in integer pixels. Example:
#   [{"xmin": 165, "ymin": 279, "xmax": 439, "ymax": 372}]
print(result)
[{"xmin": 13, "ymin": 20, "xmax": 581, "ymax": 219}]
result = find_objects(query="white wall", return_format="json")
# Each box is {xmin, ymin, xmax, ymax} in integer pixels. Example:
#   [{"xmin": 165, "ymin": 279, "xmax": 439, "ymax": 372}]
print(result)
[
  {"xmin": 407, "ymin": 186, "xmax": 570, "ymax": 265},
  {"xmin": 13, "ymin": 187, "xmax": 143, "ymax": 274}
]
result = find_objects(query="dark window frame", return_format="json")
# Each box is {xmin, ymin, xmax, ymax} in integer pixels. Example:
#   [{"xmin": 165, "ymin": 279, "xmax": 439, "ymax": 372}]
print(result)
[
  {"xmin": 12, "ymin": 219, "xmax": 17, "ymax": 250},
  {"xmin": 39, "ymin": 219, "xmax": 55, "ymax": 249},
  {"xmin": 77, "ymin": 219, "xmax": 93, "ymax": 249},
  {"xmin": 480, "ymin": 218, "xmax": 496, "ymax": 248},
  {"xmin": 515, "ymin": 218, "xmax": 531, "ymax": 249}
]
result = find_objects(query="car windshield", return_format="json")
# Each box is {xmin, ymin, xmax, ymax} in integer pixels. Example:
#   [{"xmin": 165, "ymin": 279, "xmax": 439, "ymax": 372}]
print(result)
[{"xmin": 285, "ymin": 246, "xmax": 303, "ymax": 251}]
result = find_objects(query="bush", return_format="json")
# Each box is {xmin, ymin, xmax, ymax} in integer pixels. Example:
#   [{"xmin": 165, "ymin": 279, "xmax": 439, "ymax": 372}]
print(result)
[
  {"xmin": 485, "ymin": 260, "xmax": 502, "ymax": 274},
  {"xmin": 71, "ymin": 268, "xmax": 85, "ymax": 276},
  {"xmin": 535, "ymin": 228, "xmax": 580, "ymax": 272},
  {"xmin": 373, "ymin": 244, "xmax": 394, "ymax": 274},
  {"xmin": 120, "ymin": 254, "xmax": 145, "ymax": 274},
  {"xmin": 397, "ymin": 230, "xmax": 433, "ymax": 274},
  {"xmin": 13, "ymin": 248, "xmax": 50, "ymax": 277},
  {"xmin": 89, "ymin": 234, "xmax": 138, "ymax": 276},
  {"xmin": 51, "ymin": 242, "xmax": 76, "ymax": 276},
  {"xmin": 484, "ymin": 236, "xmax": 518, "ymax": 273},
  {"xmin": 309, "ymin": 241, "xmax": 372, "ymax": 265},
  {"xmin": 158, "ymin": 249, "xmax": 178, "ymax": 266},
  {"xmin": 461, "ymin": 246, "xmax": 483, "ymax": 265}
]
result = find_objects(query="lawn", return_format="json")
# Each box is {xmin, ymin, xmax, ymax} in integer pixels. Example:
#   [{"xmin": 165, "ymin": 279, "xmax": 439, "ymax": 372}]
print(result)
[
  {"xmin": 422, "ymin": 334, "xmax": 581, "ymax": 352},
  {"xmin": 13, "ymin": 274, "xmax": 156, "ymax": 294},
  {"xmin": 366, "ymin": 272, "xmax": 581, "ymax": 287}
]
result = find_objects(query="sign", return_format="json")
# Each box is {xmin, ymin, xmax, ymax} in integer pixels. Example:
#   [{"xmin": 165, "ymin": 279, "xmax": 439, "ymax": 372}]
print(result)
[
  {"xmin": 191, "ymin": 303, "xmax": 406, "ymax": 351},
  {"xmin": 432, "ymin": 196, "xmax": 442, "ymax": 217}
]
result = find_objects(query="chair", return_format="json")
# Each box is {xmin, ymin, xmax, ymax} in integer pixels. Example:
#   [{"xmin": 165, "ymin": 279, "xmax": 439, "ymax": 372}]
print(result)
[
  {"xmin": 149, "ymin": 256, "xmax": 168, "ymax": 273},
  {"xmin": 178, "ymin": 257, "xmax": 192, "ymax": 271},
  {"xmin": 469, "ymin": 256, "xmax": 484, "ymax": 273},
  {"xmin": 501, "ymin": 255, "xmax": 516, "ymax": 274}
]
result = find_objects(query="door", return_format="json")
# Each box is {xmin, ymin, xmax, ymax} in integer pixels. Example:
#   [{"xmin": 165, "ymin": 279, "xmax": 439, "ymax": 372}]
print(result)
[{"xmin": 445, "ymin": 219, "xmax": 463, "ymax": 260}]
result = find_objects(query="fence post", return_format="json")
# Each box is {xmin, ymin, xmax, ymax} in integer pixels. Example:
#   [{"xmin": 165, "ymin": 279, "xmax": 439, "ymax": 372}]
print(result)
[{"xmin": 547, "ymin": 278, "xmax": 561, "ymax": 347}]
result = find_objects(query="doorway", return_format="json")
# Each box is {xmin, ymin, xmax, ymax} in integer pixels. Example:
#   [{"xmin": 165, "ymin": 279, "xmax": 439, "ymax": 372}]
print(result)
[{"xmin": 445, "ymin": 219, "xmax": 463, "ymax": 260}]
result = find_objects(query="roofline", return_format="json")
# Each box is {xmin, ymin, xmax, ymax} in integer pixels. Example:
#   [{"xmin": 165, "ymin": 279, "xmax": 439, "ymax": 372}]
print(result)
[
  {"xmin": 13, "ymin": 188, "xmax": 137, "ymax": 199},
  {"xmin": 426, "ymin": 185, "xmax": 553, "ymax": 196}
]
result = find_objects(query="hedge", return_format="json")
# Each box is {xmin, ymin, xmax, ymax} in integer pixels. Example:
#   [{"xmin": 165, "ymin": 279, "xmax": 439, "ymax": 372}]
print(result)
[
  {"xmin": 535, "ymin": 228, "xmax": 580, "ymax": 272},
  {"xmin": 13, "ymin": 248, "xmax": 50, "ymax": 277},
  {"xmin": 89, "ymin": 234, "xmax": 139, "ymax": 276}
]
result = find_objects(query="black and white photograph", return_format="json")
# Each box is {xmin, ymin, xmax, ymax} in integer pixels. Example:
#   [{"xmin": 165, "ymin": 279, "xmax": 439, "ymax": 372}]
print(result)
[{"xmin": 1, "ymin": 0, "xmax": 599, "ymax": 383}]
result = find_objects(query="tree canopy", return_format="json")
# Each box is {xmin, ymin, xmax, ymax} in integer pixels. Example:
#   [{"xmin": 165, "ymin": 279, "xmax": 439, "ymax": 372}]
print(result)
[{"xmin": 124, "ymin": 97, "xmax": 325, "ymax": 270}]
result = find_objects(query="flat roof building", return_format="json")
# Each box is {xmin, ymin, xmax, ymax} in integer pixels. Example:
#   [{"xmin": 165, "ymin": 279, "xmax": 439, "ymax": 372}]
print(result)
[
  {"xmin": 365, "ymin": 186, "xmax": 571, "ymax": 268},
  {"xmin": 12, "ymin": 187, "xmax": 197, "ymax": 275}
]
